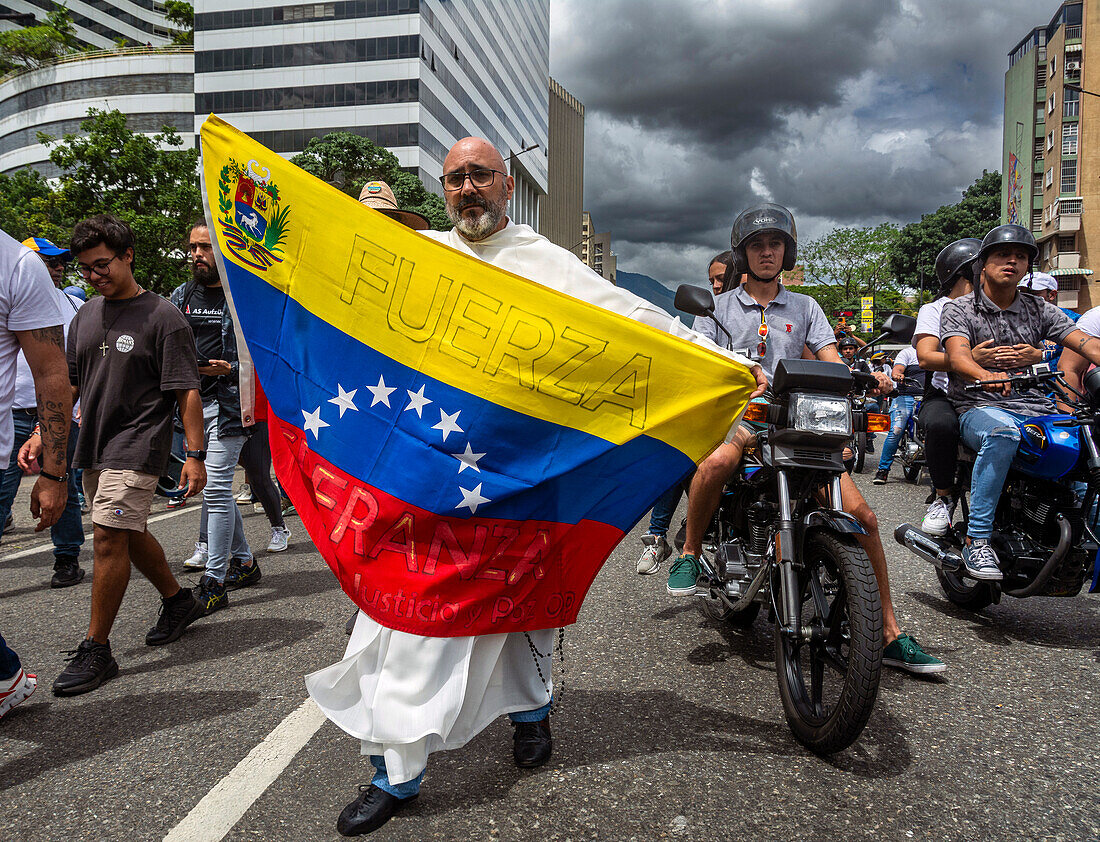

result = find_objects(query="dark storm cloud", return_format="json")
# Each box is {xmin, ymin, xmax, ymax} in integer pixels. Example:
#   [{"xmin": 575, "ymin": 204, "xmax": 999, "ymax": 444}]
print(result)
[{"xmin": 550, "ymin": 0, "xmax": 1041, "ymax": 284}]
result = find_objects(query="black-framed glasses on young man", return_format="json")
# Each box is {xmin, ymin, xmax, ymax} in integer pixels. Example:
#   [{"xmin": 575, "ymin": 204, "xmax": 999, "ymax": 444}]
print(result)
[
  {"xmin": 438, "ymin": 168, "xmax": 505, "ymax": 192},
  {"xmin": 77, "ymin": 255, "xmax": 120, "ymax": 278}
]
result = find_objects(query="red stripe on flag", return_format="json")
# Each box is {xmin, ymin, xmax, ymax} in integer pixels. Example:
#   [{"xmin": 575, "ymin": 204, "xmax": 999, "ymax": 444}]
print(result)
[{"xmin": 265, "ymin": 410, "xmax": 624, "ymax": 636}]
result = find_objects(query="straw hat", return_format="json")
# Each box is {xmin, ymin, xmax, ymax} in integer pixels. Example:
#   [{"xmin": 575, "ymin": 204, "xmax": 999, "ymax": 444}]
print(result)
[{"xmin": 358, "ymin": 180, "xmax": 430, "ymax": 230}]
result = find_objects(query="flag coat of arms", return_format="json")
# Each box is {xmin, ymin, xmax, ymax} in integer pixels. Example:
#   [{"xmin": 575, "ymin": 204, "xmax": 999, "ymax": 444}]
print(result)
[{"xmin": 199, "ymin": 115, "xmax": 757, "ymax": 637}]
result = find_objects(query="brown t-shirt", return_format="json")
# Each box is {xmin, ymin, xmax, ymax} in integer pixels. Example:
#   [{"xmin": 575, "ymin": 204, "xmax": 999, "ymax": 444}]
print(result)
[{"xmin": 68, "ymin": 291, "xmax": 200, "ymax": 475}]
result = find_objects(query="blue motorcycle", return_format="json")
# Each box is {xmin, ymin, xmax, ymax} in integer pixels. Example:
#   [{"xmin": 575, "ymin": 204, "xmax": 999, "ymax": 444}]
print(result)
[
  {"xmin": 895, "ymin": 369, "xmax": 1100, "ymax": 609},
  {"xmin": 894, "ymin": 393, "xmax": 924, "ymax": 484}
]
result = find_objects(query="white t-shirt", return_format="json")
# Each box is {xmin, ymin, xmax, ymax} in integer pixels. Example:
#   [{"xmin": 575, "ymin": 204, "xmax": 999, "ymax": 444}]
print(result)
[
  {"xmin": 914, "ymin": 296, "xmax": 950, "ymax": 392},
  {"xmin": 1075, "ymin": 305, "xmax": 1100, "ymax": 338},
  {"xmin": 0, "ymin": 231, "xmax": 66, "ymax": 457},
  {"xmin": 13, "ymin": 287, "xmax": 81, "ymax": 409},
  {"xmin": 894, "ymin": 346, "xmax": 918, "ymax": 368}
]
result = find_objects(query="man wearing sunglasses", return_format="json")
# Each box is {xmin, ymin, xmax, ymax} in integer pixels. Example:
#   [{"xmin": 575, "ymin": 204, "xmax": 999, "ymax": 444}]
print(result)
[
  {"xmin": 669, "ymin": 203, "xmax": 944, "ymax": 676},
  {"xmin": 23, "ymin": 214, "xmax": 208, "ymax": 696}
]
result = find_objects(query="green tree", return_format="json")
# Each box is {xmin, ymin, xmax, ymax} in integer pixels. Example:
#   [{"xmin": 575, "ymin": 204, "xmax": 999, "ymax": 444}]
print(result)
[
  {"xmin": 887, "ymin": 170, "xmax": 1001, "ymax": 298},
  {"xmin": 0, "ymin": 6, "xmax": 81, "ymax": 74},
  {"xmin": 0, "ymin": 168, "xmax": 60, "ymax": 243},
  {"xmin": 800, "ymin": 222, "xmax": 900, "ymax": 299},
  {"xmin": 38, "ymin": 108, "xmax": 201, "ymax": 295},
  {"xmin": 291, "ymin": 131, "xmax": 449, "ymax": 230},
  {"xmin": 162, "ymin": 0, "xmax": 194, "ymax": 46}
]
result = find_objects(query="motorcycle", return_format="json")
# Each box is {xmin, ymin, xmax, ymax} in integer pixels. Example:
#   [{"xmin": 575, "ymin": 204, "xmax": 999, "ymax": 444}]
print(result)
[
  {"xmin": 674, "ymin": 284, "xmax": 914, "ymax": 754},
  {"xmin": 894, "ymin": 392, "xmax": 925, "ymax": 484},
  {"xmin": 894, "ymin": 368, "xmax": 1100, "ymax": 610}
]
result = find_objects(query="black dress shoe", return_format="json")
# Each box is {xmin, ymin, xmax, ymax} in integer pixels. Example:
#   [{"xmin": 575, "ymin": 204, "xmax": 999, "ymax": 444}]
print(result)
[
  {"xmin": 512, "ymin": 716, "xmax": 552, "ymax": 767},
  {"xmin": 337, "ymin": 784, "xmax": 417, "ymax": 836},
  {"xmin": 51, "ymin": 556, "xmax": 85, "ymax": 588}
]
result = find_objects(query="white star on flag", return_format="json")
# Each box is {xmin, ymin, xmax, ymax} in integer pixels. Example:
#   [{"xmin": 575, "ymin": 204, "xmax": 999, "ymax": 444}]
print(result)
[
  {"xmin": 328, "ymin": 384, "xmax": 358, "ymax": 418},
  {"xmin": 405, "ymin": 384, "xmax": 432, "ymax": 418},
  {"xmin": 302, "ymin": 406, "xmax": 329, "ymax": 438},
  {"xmin": 366, "ymin": 374, "xmax": 396, "ymax": 408},
  {"xmin": 452, "ymin": 443, "xmax": 486, "ymax": 474},
  {"xmin": 432, "ymin": 409, "xmax": 463, "ymax": 442},
  {"xmin": 456, "ymin": 483, "xmax": 490, "ymax": 514}
]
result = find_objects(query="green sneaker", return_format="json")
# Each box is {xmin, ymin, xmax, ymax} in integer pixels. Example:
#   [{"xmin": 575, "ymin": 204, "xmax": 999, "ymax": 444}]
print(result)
[
  {"xmin": 666, "ymin": 554, "xmax": 700, "ymax": 596},
  {"xmin": 883, "ymin": 633, "xmax": 945, "ymax": 675}
]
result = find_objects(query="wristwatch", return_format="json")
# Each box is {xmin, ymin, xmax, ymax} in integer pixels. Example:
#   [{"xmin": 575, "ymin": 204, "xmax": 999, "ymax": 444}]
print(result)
[{"xmin": 185, "ymin": 450, "xmax": 207, "ymax": 461}]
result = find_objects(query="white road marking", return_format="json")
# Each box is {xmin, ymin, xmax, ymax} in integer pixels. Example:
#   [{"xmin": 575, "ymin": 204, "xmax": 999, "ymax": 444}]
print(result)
[
  {"xmin": 0, "ymin": 504, "xmax": 196, "ymax": 562},
  {"xmin": 163, "ymin": 698, "xmax": 327, "ymax": 842}
]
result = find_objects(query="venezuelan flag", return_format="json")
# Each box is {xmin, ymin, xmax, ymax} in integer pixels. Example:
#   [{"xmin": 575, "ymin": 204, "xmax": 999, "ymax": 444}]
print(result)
[{"xmin": 200, "ymin": 116, "xmax": 756, "ymax": 637}]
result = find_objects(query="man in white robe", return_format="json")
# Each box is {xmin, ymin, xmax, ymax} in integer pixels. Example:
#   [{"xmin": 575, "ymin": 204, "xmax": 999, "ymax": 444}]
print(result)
[{"xmin": 306, "ymin": 137, "xmax": 765, "ymax": 837}]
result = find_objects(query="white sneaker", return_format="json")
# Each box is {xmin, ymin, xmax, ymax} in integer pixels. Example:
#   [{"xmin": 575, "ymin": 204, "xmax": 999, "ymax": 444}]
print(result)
[
  {"xmin": 183, "ymin": 541, "xmax": 208, "ymax": 569},
  {"xmin": 0, "ymin": 668, "xmax": 37, "ymax": 720},
  {"xmin": 921, "ymin": 496, "xmax": 953, "ymax": 536},
  {"xmin": 636, "ymin": 533, "xmax": 672, "ymax": 575},
  {"xmin": 234, "ymin": 483, "xmax": 253, "ymax": 504},
  {"xmin": 266, "ymin": 526, "xmax": 291, "ymax": 553}
]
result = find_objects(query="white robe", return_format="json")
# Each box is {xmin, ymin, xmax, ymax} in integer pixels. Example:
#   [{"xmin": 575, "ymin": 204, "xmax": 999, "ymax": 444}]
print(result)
[{"xmin": 306, "ymin": 222, "xmax": 750, "ymax": 784}]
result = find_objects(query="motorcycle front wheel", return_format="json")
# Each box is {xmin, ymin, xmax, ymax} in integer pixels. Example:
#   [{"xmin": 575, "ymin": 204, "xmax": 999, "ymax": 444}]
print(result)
[
  {"xmin": 775, "ymin": 529, "xmax": 882, "ymax": 755},
  {"xmin": 853, "ymin": 434, "xmax": 867, "ymax": 474}
]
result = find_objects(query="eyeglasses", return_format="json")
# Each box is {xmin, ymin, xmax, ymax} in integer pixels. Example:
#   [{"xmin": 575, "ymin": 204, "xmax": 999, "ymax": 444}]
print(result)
[
  {"xmin": 438, "ymin": 168, "xmax": 505, "ymax": 192},
  {"xmin": 77, "ymin": 255, "xmax": 120, "ymax": 278}
]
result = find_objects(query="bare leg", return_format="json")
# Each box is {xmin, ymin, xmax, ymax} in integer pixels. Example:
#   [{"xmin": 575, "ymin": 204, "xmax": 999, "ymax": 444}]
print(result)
[
  {"xmin": 683, "ymin": 429, "xmax": 753, "ymax": 557},
  {"xmin": 128, "ymin": 528, "xmax": 182, "ymax": 598},
  {"xmin": 87, "ymin": 524, "xmax": 132, "ymax": 644},
  {"xmin": 836, "ymin": 471, "xmax": 901, "ymax": 643}
]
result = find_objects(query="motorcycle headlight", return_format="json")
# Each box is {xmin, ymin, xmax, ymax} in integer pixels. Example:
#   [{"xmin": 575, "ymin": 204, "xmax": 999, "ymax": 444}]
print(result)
[{"xmin": 789, "ymin": 394, "xmax": 852, "ymax": 436}]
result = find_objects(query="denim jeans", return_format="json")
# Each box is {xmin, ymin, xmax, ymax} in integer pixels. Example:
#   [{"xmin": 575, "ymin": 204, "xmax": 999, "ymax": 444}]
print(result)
[
  {"xmin": 0, "ymin": 631, "xmax": 20, "ymax": 681},
  {"xmin": 877, "ymin": 395, "xmax": 915, "ymax": 472},
  {"xmin": 202, "ymin": 402, "xmax": 251, "ymax": 581},
  {"xmin": 959, "ymin": 406, "xmax": 1030, "ymax": 540},
  {"xmin": 0, "ymin": 409, "xmax": 84, "ymax": 560},
  {"xmin": 647, "ymin": 482, "xmax": 685, "ymax": 536}
]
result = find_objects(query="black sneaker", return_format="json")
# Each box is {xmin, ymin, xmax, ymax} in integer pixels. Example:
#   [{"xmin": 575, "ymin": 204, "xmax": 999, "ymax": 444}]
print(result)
[
  {"xmin": 146, "ymin": 586, "xmax": 206, "ymax": 645},
  {"xmin": 224, "ymin": 558, "xmax": 261, "ymax": 590},
  {"xmin": 336, "ymin": 784, "xmax": 417, "ymax": 837},
  {"xmin": 51, "ymin": 555, "xmax": 85, "ymax": 588},
  {"xmin": 52, "ymin": 638, "xmax": 118, "ymax": 696},
  {"xmin": 188, "ymin": 575, "xmax": 228, "ymax": 618},
  {"xmin": 873, "ymin": 469, "xmax": 889, "ymax": 485},
  {"xmin": 512, "ymin": 716, "xmax": 553, "ymax": 768}
]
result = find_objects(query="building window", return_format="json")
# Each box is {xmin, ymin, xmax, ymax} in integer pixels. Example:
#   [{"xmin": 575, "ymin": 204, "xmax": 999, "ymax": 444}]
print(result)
[
  {"xmin": 1060, "ymin": 197, "xmax": 1083, "ymax": 215},
  {"xmin": 1046, "ymin": 167, "xmax": 1054, "ymax": 188},
  {"xmin": 1064, "ymin": 87, "xmax": 1080, "ymax": 117},
  {"xmin": 1032, "ymin": 209, "xmax": 1043, "ymax": 232},
  {"xmin": 1062, "ymin": 123, "xmax": 1078, "ymax": 154},
  {"xmin": 1038, "ymin": 63, "xmax": 1049, "ymax": 86},
  {"xmin": 1050, "ymin": 54, "xmax": 1057, "ymax": 76},
  {"xmin": 1049, "ymin": 91, "xmax": 1057, "ymax": 113},
  {"xmin": 1034, "ymin": 137, "xmax": 1045, "ymax": 159},
  {"xmin": 1037, "ymin": 104, "xmax": 1046, "ymax": 122},
  {"xmin": 1047, "ymin": 129, "xmax": 1055, "ymax": 151},
  {"xmin": 1061, "ymin": 158, "xmax": 1077, "ymax": 193},
  {"xmin": 1033, "ymin": 173, "xmax": 1044, "ymax": 192},
  {"xmin": 1059, "ymin": 235, "xmax": 1076, "ymax": 252}
]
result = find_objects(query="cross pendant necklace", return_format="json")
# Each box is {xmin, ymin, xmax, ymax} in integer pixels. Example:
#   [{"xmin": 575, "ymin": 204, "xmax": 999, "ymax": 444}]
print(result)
[{"xmin": 99, "ymin": 340, "xmax": 109, "ymax": 357}]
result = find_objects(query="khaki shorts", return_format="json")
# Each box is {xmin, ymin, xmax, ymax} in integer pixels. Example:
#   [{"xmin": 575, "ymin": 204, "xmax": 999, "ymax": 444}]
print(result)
[{"xmin": 82, "ymin": 469, "xmax": 158, "ymax": 531}]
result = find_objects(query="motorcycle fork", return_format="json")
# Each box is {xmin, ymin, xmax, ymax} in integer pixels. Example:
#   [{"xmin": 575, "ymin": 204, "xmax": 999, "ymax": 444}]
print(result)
[{"xmin": 775, "ymin": 470, "xmax": 801, "ymax": 630}]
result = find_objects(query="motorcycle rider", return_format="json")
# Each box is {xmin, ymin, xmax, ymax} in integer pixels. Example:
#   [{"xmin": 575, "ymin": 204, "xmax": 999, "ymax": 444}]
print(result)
[
  {"xmin": 873, "ymin": 344, "xmax": 924, "ymax": 484},
  {"xmin": 941, "ymin": 224, "xmax": 1100, "ymax": 579},
  {"xmin": 671, "ymin": 203, "xmax": 944, "ymax": 675}
]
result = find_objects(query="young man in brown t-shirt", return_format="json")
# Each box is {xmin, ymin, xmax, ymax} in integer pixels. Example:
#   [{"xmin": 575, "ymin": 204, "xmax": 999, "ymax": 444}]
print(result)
[{"xmin": 23, "ymin": 215, "xmax": 208, "ymax": 696}]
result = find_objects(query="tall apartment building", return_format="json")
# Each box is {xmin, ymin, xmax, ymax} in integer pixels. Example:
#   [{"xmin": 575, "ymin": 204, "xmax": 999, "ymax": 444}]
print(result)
[
  {"xmin": 194, "ymin": 0, "xmax": 549, "ymax": 225},
  {"xmin": 0, "ymin": 1, "xmax": 175, "ymax": 49},
  {"xmin": 538, "ymin": 76, "xmax": 583, "ymax": 252},
  {"xmin": 581, "ymin": 210, "xmax": 615, "ymax": 283},
  {"xmin": 1003, "ymin": 1, "xmax": 1093, "ymax": 309}
]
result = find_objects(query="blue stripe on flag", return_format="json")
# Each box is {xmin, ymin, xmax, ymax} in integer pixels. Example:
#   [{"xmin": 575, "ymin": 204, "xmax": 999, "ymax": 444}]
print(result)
[{"xmin": 227, "ymin": 262, "xmax": 695, "ymax": 531}]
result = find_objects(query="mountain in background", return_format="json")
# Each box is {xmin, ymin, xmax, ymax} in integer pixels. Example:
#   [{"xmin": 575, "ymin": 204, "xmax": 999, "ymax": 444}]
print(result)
[{"xmin": 616, "ymin": 270, "xmax": 696, "ymax": 319}]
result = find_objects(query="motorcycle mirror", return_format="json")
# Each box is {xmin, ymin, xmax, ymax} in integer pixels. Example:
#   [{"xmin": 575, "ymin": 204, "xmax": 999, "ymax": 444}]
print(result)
[
  {"xmin": 1084, "ymin": 367, "xmax": 1100, "ymax": 402},
  {"xmin": 675, "ymin": 284, "xmax": 716, "ymax": 317},
  {"xmin": 881, "ymin": 313, "xmax": 916, "ymax": 343}
]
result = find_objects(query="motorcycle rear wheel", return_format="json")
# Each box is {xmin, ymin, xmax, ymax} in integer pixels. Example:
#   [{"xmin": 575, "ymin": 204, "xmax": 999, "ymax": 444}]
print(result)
[
  {"xmin": 935, "ymin": 568, "xmax": 994, "ymax": 610},
  {"xmin": 775, "ymin": 530, "xmax": 882, "ymax": 755}
]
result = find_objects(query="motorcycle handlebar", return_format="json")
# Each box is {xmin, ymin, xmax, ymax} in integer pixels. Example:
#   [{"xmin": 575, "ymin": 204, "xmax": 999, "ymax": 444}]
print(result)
[{"xmin": 963, "ymin": 370, "xmax": 1062, "ymax": 393}]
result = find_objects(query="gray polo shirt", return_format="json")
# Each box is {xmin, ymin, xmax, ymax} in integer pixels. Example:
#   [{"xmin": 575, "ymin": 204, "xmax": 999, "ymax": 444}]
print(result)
[
  {"xmin": 940, "ymin": 290, "xmax": 1077, "ymax": 415},
  {"xmin": 692, "ymin": 282, "xmax": 835, "ymax": 381}
]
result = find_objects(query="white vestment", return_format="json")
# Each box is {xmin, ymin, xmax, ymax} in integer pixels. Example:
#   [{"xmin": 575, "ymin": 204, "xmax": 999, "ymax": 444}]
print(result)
[{"xmin": 306, "ymin": 222, "xmax": 750, "ymax": 784}]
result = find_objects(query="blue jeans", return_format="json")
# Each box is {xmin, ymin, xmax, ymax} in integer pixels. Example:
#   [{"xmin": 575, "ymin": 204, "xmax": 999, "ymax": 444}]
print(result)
[
  {"xmin": 877, "ymin": 395, "xmax": 915, "ymax": 472},
  {"xmin": 0, "ymin": 631, "xmax": 20, "ymax": 681},
  {"xmin": 202, "ymin": 402, "xmax": 251, "ymax": 581},
  {"xmin": 647, "ymin": 481, "xmax": 685, "ymax": 536},
  {"xmin": 959, "ymin": 407, "xmax": 1030, "ymax": 541},
  {"xmin": 0, "ymin": 409, "xmax": 84, "ymax": 560},
  {"xmin": 369, "ymin": 700, "xmax": 551, "ymax": 798}
]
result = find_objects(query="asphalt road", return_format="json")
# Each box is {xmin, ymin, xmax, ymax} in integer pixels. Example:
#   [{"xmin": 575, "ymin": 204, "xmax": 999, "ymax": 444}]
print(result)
[{"xmin": 1, "ymin": 468, "xmax": 1098, "ymax": 841}]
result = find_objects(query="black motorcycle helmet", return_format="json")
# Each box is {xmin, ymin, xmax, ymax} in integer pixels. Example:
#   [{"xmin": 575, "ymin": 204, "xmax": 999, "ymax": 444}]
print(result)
[
  {"xmin": 977, "ymin": 224, "xmax": 1038, "ymax": 265},
  {"xmin": 838, "ymin": 336, "xmax": 858, "ymax": 351},
  {"xmin": 934, "ymin": 238, "xmax": 981, "ymax": 293},
  {"xmin": 731, "ymin": 202, "xmax": 797, "ymax": 275}
]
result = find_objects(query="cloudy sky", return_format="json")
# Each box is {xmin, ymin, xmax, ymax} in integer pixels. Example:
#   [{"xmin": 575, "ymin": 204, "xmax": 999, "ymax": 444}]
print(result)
[{"xmin": 549, "ymin": 0, "xmax": 1040, "ymax": 285}]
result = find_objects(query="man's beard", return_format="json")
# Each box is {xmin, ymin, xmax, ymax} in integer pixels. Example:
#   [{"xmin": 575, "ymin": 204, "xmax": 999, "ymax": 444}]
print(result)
[
  {"xmin": 446, "ymin": 195, "xmax": 506, "ymax": 241},
  {"xmin": 192, "ymin": 262, "xmax": 220, "ymax": 287}
]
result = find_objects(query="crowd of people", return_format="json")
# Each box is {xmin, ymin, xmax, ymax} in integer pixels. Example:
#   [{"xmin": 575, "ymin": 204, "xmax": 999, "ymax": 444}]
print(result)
[{"xmin": 0, "ymin": 132, "xmax": 1097, "ymax": 838}]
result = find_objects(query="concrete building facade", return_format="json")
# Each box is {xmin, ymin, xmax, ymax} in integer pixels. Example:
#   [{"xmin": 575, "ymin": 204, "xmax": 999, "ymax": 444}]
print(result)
[
  {"xmin": 538, "ymin": 76, "xmax": 583, "ymax": 253},
  {"xmin": 0, "ymin": 0, "xmax": 176, "ymax": 49},
  {"xmin": 581, "ymin": 210, "xmax": 615, "ymax": 283},
  {"xmin": 1003, "ymin": 0, "xmax": 1092, "ymax": 309},
  {"xmin": 0, "ymin": 47, "xmax": 194, "ymax": 176}
]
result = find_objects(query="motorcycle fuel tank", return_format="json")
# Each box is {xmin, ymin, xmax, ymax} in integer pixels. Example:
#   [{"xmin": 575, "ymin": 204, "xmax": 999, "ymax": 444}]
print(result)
[{"xmin": 1011, "ymin": 415, "xmax": 1081, "ymax": 480}]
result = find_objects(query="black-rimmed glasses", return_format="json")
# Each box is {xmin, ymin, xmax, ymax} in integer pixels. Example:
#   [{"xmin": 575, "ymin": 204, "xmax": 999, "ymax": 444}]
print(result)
[
  {"xmin": 438, "ymin": 168, "xmax": 505, "ymax": 192},
  {"xmin": 77, "ymin": 255, "xmax": 120, "ymax": 278}
]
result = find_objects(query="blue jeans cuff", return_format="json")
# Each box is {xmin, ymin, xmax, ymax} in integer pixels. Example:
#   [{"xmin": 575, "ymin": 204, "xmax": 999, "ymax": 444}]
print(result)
[
  {"xmin": 508, "ymin": 700, "xmax": 551, "ymax": 723},
  {"xmin": 369, "ymin": 756, "xmax": 422, "ymax": 799}
]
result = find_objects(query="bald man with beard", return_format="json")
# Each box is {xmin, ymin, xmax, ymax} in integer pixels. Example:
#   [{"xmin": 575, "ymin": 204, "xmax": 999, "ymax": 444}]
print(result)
[{"xmin": 307, "ymin": 138, "xmax": 764, "ymax": 837}]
